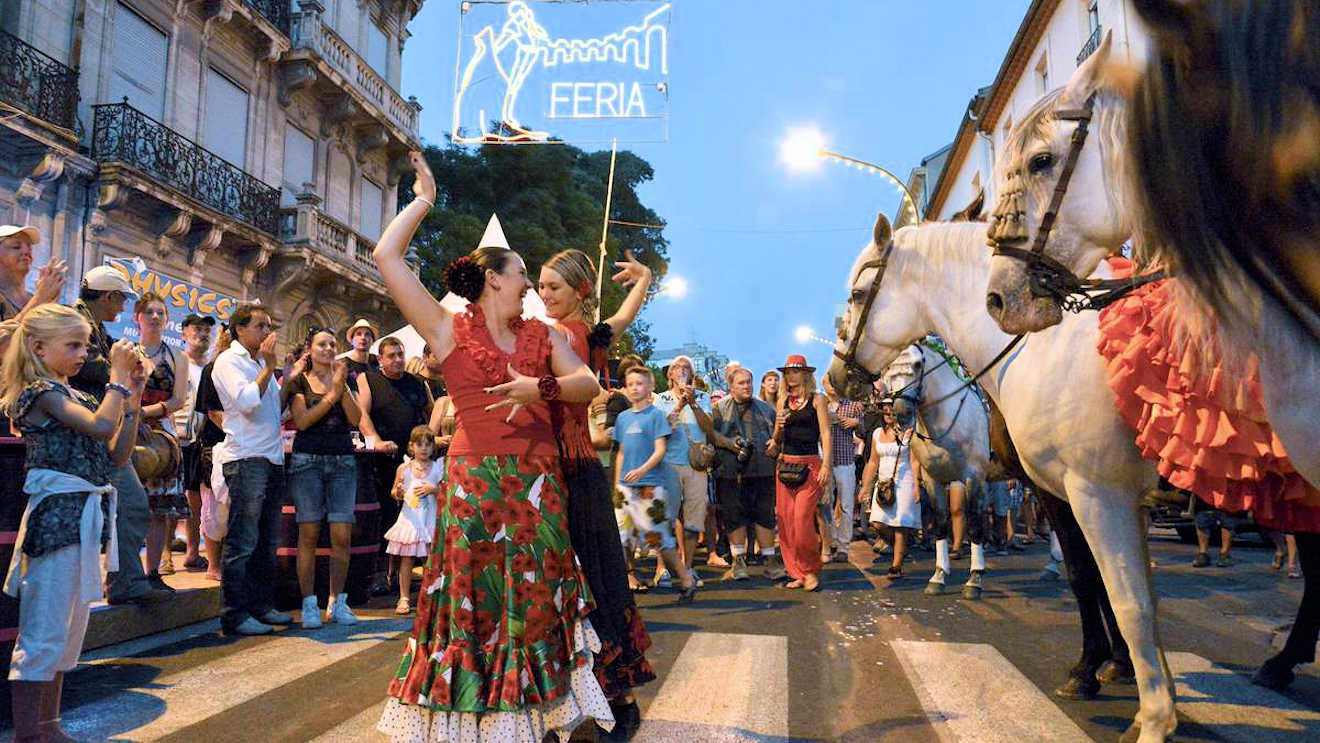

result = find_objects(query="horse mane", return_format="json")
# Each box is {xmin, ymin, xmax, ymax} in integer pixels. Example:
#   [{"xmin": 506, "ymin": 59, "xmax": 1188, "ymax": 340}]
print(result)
[{"xmin": 1130, "ymin": 0, "xmax": 1320, "ymax": 340}]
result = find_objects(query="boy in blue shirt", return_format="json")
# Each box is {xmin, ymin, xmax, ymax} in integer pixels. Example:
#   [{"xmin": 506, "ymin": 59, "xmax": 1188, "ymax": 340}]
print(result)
[{"xmin": 613, "ymin": 367, "xmax": 696, "ymax": 602}]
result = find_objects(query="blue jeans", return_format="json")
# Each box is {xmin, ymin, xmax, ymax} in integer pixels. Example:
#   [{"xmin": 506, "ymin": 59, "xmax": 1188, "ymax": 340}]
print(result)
[
  {"xmin": 288, "ymin": 453, "xmax": 358, "ymax": 524},
  {"xmin": 220, "ymin": 458, "xmax": 284, "ymax": 630}
]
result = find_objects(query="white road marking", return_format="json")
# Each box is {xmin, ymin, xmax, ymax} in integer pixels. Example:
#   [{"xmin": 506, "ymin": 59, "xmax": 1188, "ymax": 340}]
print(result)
[
  {"xmin": 640, "ymin": 632, "xmax": 789, "ymax": 738},
  {"xmin": 1168, "ymin": 651, "xmax": 1320, "ymax": 741},
  {"xmin": 890, "ymin": 640, "xmax": 1091, "ymax": 742}
]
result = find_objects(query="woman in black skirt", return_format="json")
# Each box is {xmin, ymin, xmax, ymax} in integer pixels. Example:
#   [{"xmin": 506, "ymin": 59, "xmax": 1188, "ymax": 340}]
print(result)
[{"xmin": 538, "ymin": 247, "xmax": 654, "ymax": 740}]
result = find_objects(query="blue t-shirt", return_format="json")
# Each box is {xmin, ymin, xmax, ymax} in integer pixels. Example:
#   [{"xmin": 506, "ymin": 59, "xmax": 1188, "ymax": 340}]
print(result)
[
  {"xmin": 654, "ymin": 389, "xmax": 711, "ymax": 467},
  {"xmin": 612, "ymin": 404, "xmax": 672, "ymax": 487}
]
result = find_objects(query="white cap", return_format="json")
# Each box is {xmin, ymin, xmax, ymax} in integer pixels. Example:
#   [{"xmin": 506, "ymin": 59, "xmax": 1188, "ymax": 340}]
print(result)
[
  {"xmin": 0, "ymin": 225, "xmax": 40, "ymax": 244},
  {"xmin": 82, "ymin": 265, "xmax": 137, "ymax": 297},
  {"xmin": 478, "ymin": 213, "xmax": 509, "ymax": 250}
]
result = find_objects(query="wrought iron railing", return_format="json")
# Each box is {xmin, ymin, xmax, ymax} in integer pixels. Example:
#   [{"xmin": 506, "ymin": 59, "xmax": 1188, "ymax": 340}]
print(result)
[
  {"xmin": 91, "ymin": 101, "xmax": 280, "ymax": 235},
  {"xmin": 1077, "ymin": 25, "xmax": 1102, "ymax": 65},
  {"xmin": 245, "ymin": 0, "xmax": 291, "ymax": 37},
  {"xmin": 0, "ymin": 29, "xmax": 79, "ymax": 131}
]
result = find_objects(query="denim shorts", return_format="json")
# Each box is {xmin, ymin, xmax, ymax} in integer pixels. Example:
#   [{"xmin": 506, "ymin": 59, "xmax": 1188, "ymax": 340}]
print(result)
[{"xmin": 288, "ymin": 453, "xmax": 358, "ymax": 524}]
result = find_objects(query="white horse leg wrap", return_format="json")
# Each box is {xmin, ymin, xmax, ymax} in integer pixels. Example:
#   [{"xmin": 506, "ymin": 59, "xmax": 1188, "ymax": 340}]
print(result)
[
  {"xmin": 970, "ymin": 542, "xmax": 986, "ymax": 572},
  {"xmin": 1050, "ymin": 531, "xmax": 1063, "ymax": 563},
  {"xmin": 936, "ymin": 539, "xmax": 951, "ymax": 575}
]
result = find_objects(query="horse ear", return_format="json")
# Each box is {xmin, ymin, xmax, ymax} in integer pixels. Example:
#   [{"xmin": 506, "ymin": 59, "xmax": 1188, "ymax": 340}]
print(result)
[
  {"xmin": 951, "ymin": 189, "xmax": 985, "ymax": 222},
  {"xmin": 873, "ymin": 213, "xmax": 892, "ymax": 246},
  {"xmin": 1063, "ymin": 29, "xmax": 1115, "ymax": 103}
]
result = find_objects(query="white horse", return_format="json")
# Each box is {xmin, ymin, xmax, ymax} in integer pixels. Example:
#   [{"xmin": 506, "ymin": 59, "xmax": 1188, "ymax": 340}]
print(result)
[
  {"xmin": 827, "ymin": 216, "xmax": 1171, "ymax": 742},
  {"xmin": 882, "ymin": 343, "xmax": 994, "ymax": 599},
  {"xmin": 981, "ymin": 31, "xmax": 1320, "ymax": 492}
]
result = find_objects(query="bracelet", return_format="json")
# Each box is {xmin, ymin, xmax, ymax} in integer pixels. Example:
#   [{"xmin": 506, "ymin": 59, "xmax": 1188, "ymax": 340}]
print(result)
[
  {"xmin": 105, "ymin": 382, "xmax": 131, "ymax": 398},
  {"xmin": 123, "ymin": 410, "xmax": 138, "ymax": 421},
  {"xmin": 414, "ymin": 196, "xmax": 434, "ymax": 209},
  {"xmin": 537, "ymin": 375, "xmax": 561, "ymax": 401}
]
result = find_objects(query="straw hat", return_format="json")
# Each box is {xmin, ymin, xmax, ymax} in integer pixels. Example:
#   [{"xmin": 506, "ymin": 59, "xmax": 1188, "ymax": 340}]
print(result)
[
  {"xmin": 0, "ymin": 225, "xmax": 40, "ymax": 244},
  {"xmin": 345, "ymin": 318, "xmax": 378, "ymax": 340}
]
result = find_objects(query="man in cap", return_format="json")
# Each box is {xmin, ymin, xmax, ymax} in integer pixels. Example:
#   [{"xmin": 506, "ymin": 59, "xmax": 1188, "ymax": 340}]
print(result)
[
  {"xmin": 343, "ymin": 318, "xmax": 379, "ymax": 384},
  {"xmin": 0, "ymin": 225, "xmax": 68, "ymax": 321},
  {"xmin": 175, "ymin": 314, "xmax": 216, "ymax": 572},
  {"xmin": 71, "ymin": 263, "xmax": 171, "ymax": 605},
  {"xmin": 654, "ymin": 355, "xmax": 721, "ymax": 586}
]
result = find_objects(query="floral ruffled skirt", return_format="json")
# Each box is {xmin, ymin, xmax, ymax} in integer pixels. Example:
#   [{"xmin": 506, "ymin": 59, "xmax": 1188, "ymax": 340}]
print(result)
[
  {"xmin": 378, "ymin": 454, "xmax": 613, "ymax": 742},
  {"xmin": 1097, "ymin": 259, "xmax": 1320, "ymax": 532}
]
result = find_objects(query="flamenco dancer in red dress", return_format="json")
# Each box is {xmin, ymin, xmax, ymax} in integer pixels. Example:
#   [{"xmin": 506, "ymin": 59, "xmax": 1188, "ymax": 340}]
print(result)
[
  {"xmin": 538, "ymin": 248, "xmax": 657, "ymax": 737},
  {"xmin": 373, "ymin": 152, "xmax": 614, "ymax": 742}
]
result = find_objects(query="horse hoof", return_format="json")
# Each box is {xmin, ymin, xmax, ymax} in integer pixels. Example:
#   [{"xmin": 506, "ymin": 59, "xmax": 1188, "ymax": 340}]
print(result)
[
  {"xmin": 960, "ymin": 584, "xmax": 981, "ymax": 600},
  {"xmin": 1118, "ymin": 720, "xmax": 1174, "ymax": 743},
  {"xmin": 924, "ymin": 580, "xmax": 945, "ymax": 596},
  {"xmin": 1096, "ymin": 659, "xmax": 1137, "ymax": 685},
  {"xmin": 1053, "ymin": 675, "xmax": 1100, "ymax": 701},
  {"xmin": 1251, "ymin": 658, "xmax": 1296, "ymax": 691}
]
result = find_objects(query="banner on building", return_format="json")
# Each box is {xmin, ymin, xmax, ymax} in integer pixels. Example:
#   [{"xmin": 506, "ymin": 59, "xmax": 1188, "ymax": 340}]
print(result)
[
  {"xmin": 452, "ymin": 0, "xmax": 671, "ymax": 145},
  {"xmin": 102, "ymin": 257, "xmax": 237, "ymax": 350}
]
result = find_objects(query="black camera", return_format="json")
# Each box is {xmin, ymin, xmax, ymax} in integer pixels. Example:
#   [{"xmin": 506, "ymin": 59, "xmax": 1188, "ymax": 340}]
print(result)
[{"xmin": 734, "ymin": 437, "xmax": 753, "ymax": 466}]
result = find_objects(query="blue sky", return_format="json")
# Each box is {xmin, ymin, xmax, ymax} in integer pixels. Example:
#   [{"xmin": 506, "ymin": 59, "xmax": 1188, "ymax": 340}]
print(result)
[{"xmin": 401, "ymin": 0, "xmax": 1027, "ymax": 380}]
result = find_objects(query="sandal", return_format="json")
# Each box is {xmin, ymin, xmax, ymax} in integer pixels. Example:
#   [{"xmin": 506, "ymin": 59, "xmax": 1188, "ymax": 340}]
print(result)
[
  {"xmin": 183, "ymin": 556, "xmax": 209, "ymax": 572},
  {"xmin": 395, "ymin": 598, "xmax": 411, "ymax": 615},
  {"xmin": 1272, "ymin": 553, "xmax": 1286, "ymax": 570},
  {"xmin": 780, "ymin": 579, "xmax": 804, "ymax": 589},
  {"xmin": 629, "ymin": 580, "xmax": 650, "ymax": 594},
  {"xmin": 1288, "ymin": 565, "xmax": 1302, "ymax": 579},
  {"xmin": 886, "ymin": 566, "xmax": 903, "ymax": 579}
]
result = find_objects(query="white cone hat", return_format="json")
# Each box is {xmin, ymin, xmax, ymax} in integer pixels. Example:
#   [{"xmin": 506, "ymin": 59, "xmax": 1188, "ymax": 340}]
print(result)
[{"xmin": 478, "ymin": 213, "xmax": 509, "ymax": 250}]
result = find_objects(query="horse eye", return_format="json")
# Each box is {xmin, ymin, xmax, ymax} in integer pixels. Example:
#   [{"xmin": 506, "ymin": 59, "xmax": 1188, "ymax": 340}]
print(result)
[{"xmin": 1028, "ymin": 153, "xmax": 1055, "ymax": 174}]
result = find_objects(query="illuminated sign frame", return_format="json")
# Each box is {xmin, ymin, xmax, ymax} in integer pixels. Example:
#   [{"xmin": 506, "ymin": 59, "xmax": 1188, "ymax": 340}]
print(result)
[{"xmin": 452, "ymin": 0, "xmax": 671, "ymax": 144}]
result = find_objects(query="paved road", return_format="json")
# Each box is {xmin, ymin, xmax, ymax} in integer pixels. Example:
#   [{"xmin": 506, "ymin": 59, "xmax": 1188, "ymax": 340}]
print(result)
[{"xmin": 23, "ymin": 530, "xmax": 1320, "ymax": 742}]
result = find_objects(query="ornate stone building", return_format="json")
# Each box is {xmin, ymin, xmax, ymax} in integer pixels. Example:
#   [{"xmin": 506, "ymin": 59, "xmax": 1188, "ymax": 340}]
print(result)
[{"xmin": 0, "ymin": 0, "xmax": 424, "ymax": 347}]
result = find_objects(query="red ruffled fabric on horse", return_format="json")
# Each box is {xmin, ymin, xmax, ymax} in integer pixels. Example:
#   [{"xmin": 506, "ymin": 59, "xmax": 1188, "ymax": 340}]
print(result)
[{"xmin": 1097, "ymin": 258, "xmax": 1320, "ymax": 532}]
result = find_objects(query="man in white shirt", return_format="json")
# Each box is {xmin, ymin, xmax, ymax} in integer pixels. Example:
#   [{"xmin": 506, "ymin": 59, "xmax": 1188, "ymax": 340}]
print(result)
[{"xmin": 212, "ymin": 305, "xmax": 291, "ymax": 635}]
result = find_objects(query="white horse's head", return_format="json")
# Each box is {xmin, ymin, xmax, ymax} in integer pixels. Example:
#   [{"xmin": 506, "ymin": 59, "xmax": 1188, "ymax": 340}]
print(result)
[
  {"xmin": 827, "ymin": 214, "xmax": 933, "ymax": 401},
  {"xmin": 984, "ymin": 31, "xmax": 1137, "ymax": 334},
  {"xmin": 881, "ymin": 344, "xmax": 925, "ymax": 418}
]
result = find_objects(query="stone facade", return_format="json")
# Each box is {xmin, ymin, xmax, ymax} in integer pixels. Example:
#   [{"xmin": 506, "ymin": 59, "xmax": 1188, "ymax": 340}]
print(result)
[{"xmin": 0, "ymin": 0, "xmax": 424, "ymax": 349}]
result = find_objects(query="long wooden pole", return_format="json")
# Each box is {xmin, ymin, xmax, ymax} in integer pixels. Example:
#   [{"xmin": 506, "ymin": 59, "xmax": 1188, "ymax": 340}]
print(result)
[{"xmin": 595, "ymin": 138, "xmax": 618, "ymax": 319}]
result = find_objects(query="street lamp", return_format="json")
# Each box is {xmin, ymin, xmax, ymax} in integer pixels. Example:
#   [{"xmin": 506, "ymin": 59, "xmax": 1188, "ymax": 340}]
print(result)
[
  {"xmin": 662, "ymin": 276, "xmax": 688, "ymax": 300},
  {"xmin": 794, "ymin": 324, "xmax": 832, "ymax": 346},
  {"xmin": 780, "ymin": 128, "xmax": 923, "ymax": 224}
]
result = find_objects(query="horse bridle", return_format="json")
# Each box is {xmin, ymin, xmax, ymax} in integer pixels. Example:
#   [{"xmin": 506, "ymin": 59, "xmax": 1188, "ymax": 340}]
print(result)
[
  {"xmin": 990, "ymin": 94, "xmax": 1165, "ymax": 312},
  {"xmin": 833, "ymin": 242, "xmax": 895, "ymax": 388}
]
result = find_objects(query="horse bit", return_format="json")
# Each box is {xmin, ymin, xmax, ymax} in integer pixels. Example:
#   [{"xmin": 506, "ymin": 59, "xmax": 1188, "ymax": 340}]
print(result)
[{"xmin": 987, "ymin": 93, "xmax": 1165, "ymax": 313}]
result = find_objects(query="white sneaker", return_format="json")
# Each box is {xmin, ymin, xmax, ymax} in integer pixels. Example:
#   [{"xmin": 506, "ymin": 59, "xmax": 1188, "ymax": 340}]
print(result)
[
  {"xmin": 256, "ymin": 609, "xmax": 293, "ymax": 625},
  {"xmin": 688, "ymin": 569, "xmax": 705, "ymax": 588},
  {"xmin": 228, "ymin": 617, "xmax": 273, "ymax": 636},
  {"xmin": 301, "ymin": 596, "xmax": 322, "ymax": 629},
  {"xmin": 326, "ymin": 597, "xmax": 358, "ymax": 625}
]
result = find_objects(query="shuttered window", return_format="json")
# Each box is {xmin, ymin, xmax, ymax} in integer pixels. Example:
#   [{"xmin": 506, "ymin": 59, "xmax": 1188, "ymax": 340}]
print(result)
[
  {"xmin": 366, "ymin": 22, "xmax": 388, "ymax": 75},
  {"xmin": 203, "ymin": 69, "xmax": 249, "ymax": 168},
  {"xmin": 359, "ymin": 178, "xmax": 384, "ymax": 240},
  {"xmin": 109, "ymin": 4, "xmax": 168, "ymax": 120},
  {"xmin": 281, "ymin": 125, "xmax": 315, "ymax": 205}
]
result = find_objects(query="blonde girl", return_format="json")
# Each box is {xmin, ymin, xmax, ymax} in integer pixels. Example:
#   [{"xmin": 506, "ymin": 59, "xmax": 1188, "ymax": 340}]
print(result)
[
  {"xmin": 385, "ymin": 425, "xmax": 441, "ymax": 614},
  {"xmin": 1, "ymin": 304, "xmax": 145, "ymax": 742}
]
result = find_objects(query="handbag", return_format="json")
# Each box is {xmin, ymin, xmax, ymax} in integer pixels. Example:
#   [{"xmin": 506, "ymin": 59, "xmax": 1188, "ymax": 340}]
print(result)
[
  {"xmin": 777, "ymin": 460, "xmax": 809, "ymax": 487},
  {"xmin": 872, "ymin": 433, "xmax": 903, "ymax": 508},
  {"xmin": 683, "ymin": 418, "xmax": 716, "ymax": 471}
]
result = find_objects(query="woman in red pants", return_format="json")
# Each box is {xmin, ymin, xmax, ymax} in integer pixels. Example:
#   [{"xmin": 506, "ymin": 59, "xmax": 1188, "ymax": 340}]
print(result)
[{"xmin": 768, "ymin": 355, "xmax": 831, "ymax": 591}]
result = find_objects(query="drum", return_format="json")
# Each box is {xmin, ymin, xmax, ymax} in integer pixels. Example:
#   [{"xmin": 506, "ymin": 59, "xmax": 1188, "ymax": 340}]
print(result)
[
  {"xmin": 132, "ymin": 425, "xmax": 181, "ymax": 483},
  {"xmin": 274, "ymin": 452, "xmax": 381, "ymax": 609},
  {"xmin": 0, "ymin": 437, "xmax": 27, "ymax": 721}
]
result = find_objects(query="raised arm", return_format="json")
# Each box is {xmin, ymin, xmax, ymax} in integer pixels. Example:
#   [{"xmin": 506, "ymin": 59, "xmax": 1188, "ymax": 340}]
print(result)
[
  {"xmin": 372, "ymin": 151, "xmax": 452, "ymax": 357},
  {"xmin": 37, "ymin": 340, "xmax": 137, "ymax": 440},
  {"xmin": 602, "ymin": 251, "xmax": 653, "ymax": 337}
]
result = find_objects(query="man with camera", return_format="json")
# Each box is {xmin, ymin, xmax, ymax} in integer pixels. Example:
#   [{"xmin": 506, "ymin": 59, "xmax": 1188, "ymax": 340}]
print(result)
[
  {"xmin": 654, "ymin": 356, "xmax": 718, "ymax": 586},
  {"xmin": 709, "ymin": 367, "xmax": 780, "ymax": 580}
]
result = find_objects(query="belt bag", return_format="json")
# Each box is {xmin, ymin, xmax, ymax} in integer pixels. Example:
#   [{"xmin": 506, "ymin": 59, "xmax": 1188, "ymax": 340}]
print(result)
[{"xmin": 777, "ymin": 460, "xmax": 809, "ymax": 487}]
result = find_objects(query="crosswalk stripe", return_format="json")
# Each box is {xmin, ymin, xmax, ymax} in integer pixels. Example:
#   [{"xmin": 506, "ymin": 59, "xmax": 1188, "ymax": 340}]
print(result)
[
  {"xmin": 61, "ymin": 617, "xmax": 410, "ymax": 741},
  {"xmin": 640, "ymin": 632, "xmax": 789, "ymax": 739},
  {"xmin": 890, "ymin": 640, "xmax": 1092, "ymax": 742},
  {"xmin": 1167, "ymin": 651, "xmax": 1320, "ymax": 741},
  {"xmin": 307, "ymin": 701, "xmax": 389, "ymax": 742}
]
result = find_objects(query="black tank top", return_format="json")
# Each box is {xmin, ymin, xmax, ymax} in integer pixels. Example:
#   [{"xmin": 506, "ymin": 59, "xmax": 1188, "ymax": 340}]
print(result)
[{"xmin": 782, "ymin": 396, "xmax": 821, "ymax": 456}]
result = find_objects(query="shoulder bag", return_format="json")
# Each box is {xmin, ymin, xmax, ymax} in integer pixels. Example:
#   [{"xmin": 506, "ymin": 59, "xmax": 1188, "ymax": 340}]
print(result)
[{"xmin": 872, "ymin": 432, "xmax": 903, "ymax": 508}]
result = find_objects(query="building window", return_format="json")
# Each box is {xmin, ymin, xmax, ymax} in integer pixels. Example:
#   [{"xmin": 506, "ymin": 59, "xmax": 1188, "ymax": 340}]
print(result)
[
  {"xmin": 359, "ymin": 177, "xmax": 383, "ymax": 239},
  {"xmin": 1035, "ymin": 54, "xmax": 1050, "ymax": 95},
  {"xmin": 203, "ymin": 69, "xmax": 249, "ymax": 168},
  {"xmin": 366, "ymin": 21, "xmax": 388, "ymax": 75},
  {"xmin": 282, "ymin": 124, "xmax": 315, "ymax": 206},
  {"xmin": 109, "ymin": 4, "xmax": 168, "ymax": 120}
]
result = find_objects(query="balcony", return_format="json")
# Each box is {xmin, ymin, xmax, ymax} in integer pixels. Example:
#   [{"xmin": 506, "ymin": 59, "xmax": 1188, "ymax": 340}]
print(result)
[
  {"xmin": 91, "ymin": 101, "xmax": 281, "ymax": 236},
  {"xmin": 1077, "ymin": 25, "xmax": 1102, "ymax": 65},
  {"xmin": 282, "ymin": 3, "xmax": 420, "ymax": 148},
  {"xmin": 0, "ymin": 29, "xmax": 79, "ymax": 133},
  {"xmin": 280, "ymin": 197, "xmax": 386, "ymax": 289},
  {"xmin": 245, "ymin": 0, "xmax": 291, "ymax": 37}
]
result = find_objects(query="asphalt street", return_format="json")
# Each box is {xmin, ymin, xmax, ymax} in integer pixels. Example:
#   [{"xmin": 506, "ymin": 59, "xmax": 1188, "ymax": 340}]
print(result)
[{"xmin": 20, "ymin": 529, "xmax": 1320, "ymax": 742}]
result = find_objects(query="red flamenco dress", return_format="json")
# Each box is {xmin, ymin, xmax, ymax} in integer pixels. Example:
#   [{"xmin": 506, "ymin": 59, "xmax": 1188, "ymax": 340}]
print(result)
[
  {"xmin": 549, "ymin": 319, "xmax": 656, "ymax": 700},
  {"xmin": 1097, "ymin": 258, "xmax": 1320, "ymax": 532},
  {"xmin": 377, "ymin": 305, "xmax": 613, "ymax": 742}
]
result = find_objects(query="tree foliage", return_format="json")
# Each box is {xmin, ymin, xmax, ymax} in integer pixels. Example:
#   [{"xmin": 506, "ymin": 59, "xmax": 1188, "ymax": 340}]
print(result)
[{"xmin": 402, "ymin": 141, "xmax": 669, "ymax": 360}]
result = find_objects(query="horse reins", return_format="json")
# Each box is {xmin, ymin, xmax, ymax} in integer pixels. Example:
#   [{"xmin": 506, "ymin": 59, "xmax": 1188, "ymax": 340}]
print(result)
[{"xmin": 990, "ymin": 94, "xmax": 1166, "ymax": 313}]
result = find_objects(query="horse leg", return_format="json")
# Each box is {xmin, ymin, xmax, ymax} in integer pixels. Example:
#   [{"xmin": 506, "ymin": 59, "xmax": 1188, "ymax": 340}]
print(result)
[
  {"xmin": 1253, "ymin": 531, "xmax": 1320, "ymax": 690},
  {"xmin": 962, "ymin": 478, "xmax": 987, "ymax": 600},
  {"xmin": 1066, "ymin": 483, "xmax": 1176, "ymax": 743},
  {"xmin": 925, "ymin": 481, "xmax": 953, "ymax": 595}
]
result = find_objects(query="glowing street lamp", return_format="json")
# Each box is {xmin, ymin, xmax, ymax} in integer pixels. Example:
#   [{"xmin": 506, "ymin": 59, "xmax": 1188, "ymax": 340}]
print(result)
[
  {"xmin": 779, "ymin": 128, "xmax": 922, "ymax": 224},
  {"xmin": 795, "ymin": 324, "xmax": 832, "ymax": 346},
  {"xmin": 661, "ymin": 275, "xmax": 688, "ymax": 300}
]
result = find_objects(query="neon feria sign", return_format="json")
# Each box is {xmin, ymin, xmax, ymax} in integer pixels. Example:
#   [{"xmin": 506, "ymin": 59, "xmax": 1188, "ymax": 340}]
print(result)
[{"xmin": 452, "ymin": 1, "xmax": 671, "ymax": 144}]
